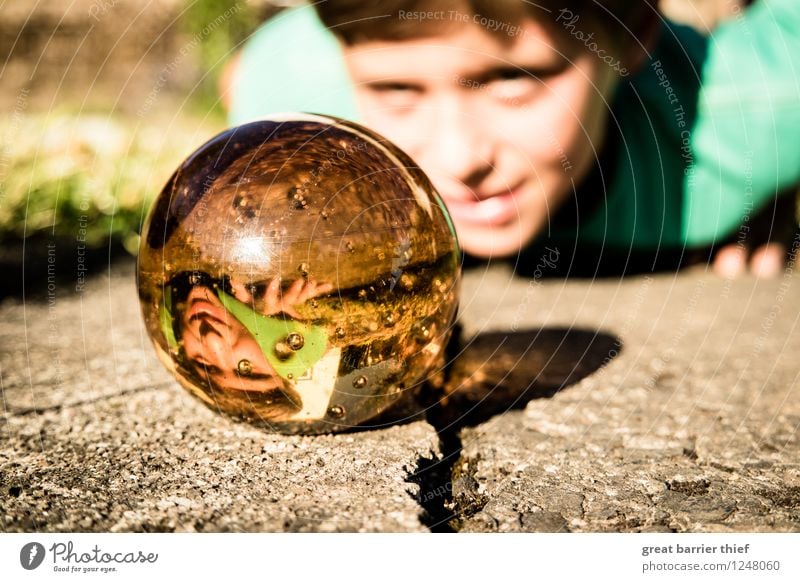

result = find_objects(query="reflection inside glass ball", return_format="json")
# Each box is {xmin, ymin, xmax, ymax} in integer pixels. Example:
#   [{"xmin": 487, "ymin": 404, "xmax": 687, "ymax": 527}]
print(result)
[{"xmin": 138, "ymin": 114, "xmax": 460, "ymax": 434}]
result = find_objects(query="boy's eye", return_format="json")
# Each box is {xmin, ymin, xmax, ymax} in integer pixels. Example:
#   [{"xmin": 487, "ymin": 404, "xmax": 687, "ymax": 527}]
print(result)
[
  {"xmin": 205, "ymin": 365, "xmax": 223, "ymax": 376},
  {"xmin": 194, "ymin": 360, "xmax": 223, "ymax": 378},
  {"xmin": 365, "ymin": 82, "xmax": 423, "ymax": 109},
  {"xmin": 485, "ymin": 69, "xmax": 542, "ymax": 103}
]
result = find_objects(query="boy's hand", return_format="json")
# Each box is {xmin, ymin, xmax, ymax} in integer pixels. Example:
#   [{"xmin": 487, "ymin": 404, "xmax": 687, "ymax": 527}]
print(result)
[
  {"xmin": 231, "ymin": 278, "xmax": 334, "ymax": 319},
  {"xmin": 266, "ymin": 277, "xmax": 334, "ymax": 319},
  {"xmin": 712, "ymin": 191, "xmax": 797, "ymax": 279},
  {"xmin": 713, "ymin": 242, "xmax": 786, "ymax": 278}
]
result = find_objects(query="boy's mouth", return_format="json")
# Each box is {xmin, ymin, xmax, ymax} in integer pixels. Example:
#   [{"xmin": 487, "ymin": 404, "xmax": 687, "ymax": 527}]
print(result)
[{"xmin": 441, "ymin": 183, "xmax": 524, "ymax": 227}]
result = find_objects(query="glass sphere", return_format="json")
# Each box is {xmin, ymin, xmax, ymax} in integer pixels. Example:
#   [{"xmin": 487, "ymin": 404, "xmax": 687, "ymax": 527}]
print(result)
[{"xmin": 138, "ymin": 114, "xmax": 460, "ymax": 434}]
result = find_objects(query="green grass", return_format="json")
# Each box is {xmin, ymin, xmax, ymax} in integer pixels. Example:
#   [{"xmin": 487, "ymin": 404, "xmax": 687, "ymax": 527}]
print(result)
[
  {"xmin": 0, "ymin": 0, "xmax": 263, "ymax": 255},
  {"xmin": 0, "ymin": 113, "xmax": 220, "ymax": 254}
]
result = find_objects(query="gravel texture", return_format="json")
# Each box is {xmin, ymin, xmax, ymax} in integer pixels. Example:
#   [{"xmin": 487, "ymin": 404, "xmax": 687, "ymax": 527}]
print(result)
[
  {"xmin": 2, "ymin": 259, "xmax": 798, "ymax": 532},
  {"xmin": 452, "ymin": 264, "xmax": 800, "ymax": 532},
  {"xmin": 1, "ymin": 262, "xmax": 438, "ymax": 532}
]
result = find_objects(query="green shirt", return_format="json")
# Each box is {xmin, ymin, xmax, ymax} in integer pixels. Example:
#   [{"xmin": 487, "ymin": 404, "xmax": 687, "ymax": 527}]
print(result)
[{"xmin": 230, "ymin": 1, "xmax": 800, "ymax": 251}]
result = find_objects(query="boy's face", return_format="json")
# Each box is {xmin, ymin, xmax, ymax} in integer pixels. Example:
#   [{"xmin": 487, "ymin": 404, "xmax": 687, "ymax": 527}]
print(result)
[
  {"xmin": 342, "ymin": 16, "xmax": 620, "ymax": 257},
  {"xmin": 180, "ymin": 286, "xmax": 283, "ymax": 392}
]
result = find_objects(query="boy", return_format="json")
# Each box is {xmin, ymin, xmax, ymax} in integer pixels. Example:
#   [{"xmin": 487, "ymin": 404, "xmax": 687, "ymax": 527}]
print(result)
[
  {"xmin": 227, "ymin": 0, "xmax": 800, "ymax": 277},
  {"xmin": 165, "ymin": 270, "xmax": 334, "ymax": 422}
]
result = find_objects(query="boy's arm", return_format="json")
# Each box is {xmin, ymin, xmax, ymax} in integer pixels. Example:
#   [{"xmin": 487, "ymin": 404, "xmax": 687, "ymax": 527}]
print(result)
[{"xmin": 685, "ymin": 0, "xmax": 800, "ymax": 260}]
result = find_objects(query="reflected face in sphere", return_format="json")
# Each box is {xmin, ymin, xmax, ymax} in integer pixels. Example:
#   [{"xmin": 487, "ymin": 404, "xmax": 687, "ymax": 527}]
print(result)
[
  {"xmin": 180, "ymin": 286, "xmax": 283, "ymax": 393},
  {"xmin": 138, "ymin": 114, "xmax": 461, "ymax": 434}
]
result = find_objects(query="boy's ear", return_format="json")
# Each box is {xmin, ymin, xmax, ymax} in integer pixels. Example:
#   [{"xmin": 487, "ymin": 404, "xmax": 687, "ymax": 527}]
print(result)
[{"xmin": 621, "ymin": 6, "xmax": 663, "ymax": 75}]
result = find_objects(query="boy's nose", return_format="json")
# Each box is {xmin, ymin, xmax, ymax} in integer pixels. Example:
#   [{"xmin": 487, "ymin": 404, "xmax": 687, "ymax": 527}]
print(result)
[
  {"xmin": 200, "ymin": 327, "xmax": 238, "ymax": 369},
  {"xmin": 195, "ymin": 317, "xmax": 238, "ymax": 357},
  {"xmin": 423, "ymin": 95, "xmax": 494, "ymax": 188}
]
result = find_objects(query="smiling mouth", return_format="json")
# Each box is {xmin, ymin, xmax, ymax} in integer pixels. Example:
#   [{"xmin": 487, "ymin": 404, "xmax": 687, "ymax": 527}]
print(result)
[{"xmin": 442, "ymin": 184, "xmax": 524, "ymax": 227}]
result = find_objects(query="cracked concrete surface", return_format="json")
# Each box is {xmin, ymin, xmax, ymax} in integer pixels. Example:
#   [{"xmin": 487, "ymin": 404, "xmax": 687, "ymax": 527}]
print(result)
[
  {"xmin": 453, "ymin": 265, "xmax": 800, "ymax": 532},
  {"xmin": 1, "ymin": 262, "xmax": 438, "ymax": 532},
  {"xmin": 1, "ymin": 260, "xmax": 799, "ymax": 532}
]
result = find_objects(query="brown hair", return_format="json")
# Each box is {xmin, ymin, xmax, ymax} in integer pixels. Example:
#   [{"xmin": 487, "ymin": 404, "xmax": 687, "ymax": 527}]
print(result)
[
  {"xmin": 177, "ymin": 358, "xmax": 303, "ymax": 422},
  {"xmin": 313, "ymin": 0, "xmax": 655, "ymax": 45}
]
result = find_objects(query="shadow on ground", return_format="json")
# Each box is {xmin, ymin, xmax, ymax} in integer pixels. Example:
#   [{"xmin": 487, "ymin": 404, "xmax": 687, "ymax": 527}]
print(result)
[
  {"xmin": 408, "ymin": 327, "xmax": 621, "ymax": 531},
  {"xmin": 0, "ymin": 236, "xmax": 129, "ymax": 299}
]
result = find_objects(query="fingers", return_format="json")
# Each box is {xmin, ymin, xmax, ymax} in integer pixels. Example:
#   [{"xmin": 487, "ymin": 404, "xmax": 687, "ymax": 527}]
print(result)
[
  {"xmin": 263, "ymin": 277, "xmax": 282, "ymax": 314},
  {"xmin": 297, "ymin": 280, "xmax": 335, "ymax": 303},
  {"xmin": 713, "ymin": 243, "xmax": 786, "ymax": 279},
  {"xmin": 229, "ymin": 280, "xmax": 254, "ymax": 304},
  {"xmin": 315, "ymin": 282, "xmax": 335, "ymax": 296},
  {"xmin": 749, "ymin": 242, "xmax": 785, "ymax": 278},
  {"xmin": 283, "ymin": 278, "xmax": 306, "ymax": 305},
  {"xmin": 258, "ymin": 277, "xmax": 334, "ymax": 317},
  {"xmin": 713, "ymin": 244, "xmax": 747, "ymax": 278},
  {"xmin": 284, "ymin": 278, "xmax": 334, "ymax": 305},
  {"xmin": 280, "ymin": 304, "xmax": 302, "ymax": 320}
]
